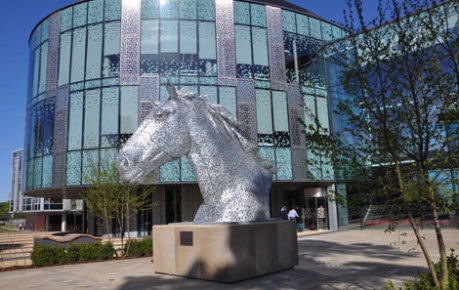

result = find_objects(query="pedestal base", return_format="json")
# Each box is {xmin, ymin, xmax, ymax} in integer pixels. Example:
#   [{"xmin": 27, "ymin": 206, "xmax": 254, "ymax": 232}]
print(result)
[{"xmin": 153, "ymin": 220, "xmax": 298, "ymax": 283}]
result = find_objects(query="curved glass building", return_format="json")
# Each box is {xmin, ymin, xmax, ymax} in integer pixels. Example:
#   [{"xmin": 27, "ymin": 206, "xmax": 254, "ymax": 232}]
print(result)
[{"xmin": 24, "ymin": 0, "xmax": 347, "ymax": 235}]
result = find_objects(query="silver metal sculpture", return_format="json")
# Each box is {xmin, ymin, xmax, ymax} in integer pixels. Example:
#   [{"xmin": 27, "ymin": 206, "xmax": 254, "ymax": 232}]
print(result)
[{"xmin": 117, "ymin": 80, "xmax": 276, "ymax": 223}]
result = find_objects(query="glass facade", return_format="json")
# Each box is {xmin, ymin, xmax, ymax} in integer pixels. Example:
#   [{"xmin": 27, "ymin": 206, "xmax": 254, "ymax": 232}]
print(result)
[{"xmin": 24, "ymin": 0, "xmax": 345, "ymax": 207}]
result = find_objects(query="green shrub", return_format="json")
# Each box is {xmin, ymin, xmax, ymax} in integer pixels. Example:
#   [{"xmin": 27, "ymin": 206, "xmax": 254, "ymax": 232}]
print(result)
[
  {"xmin": 123, "ymin": 237, "xmax": 153, "ymax": 257},
  {"xmin": 386, "ymin": 250, "xmax": 459, "ymax": 290},
  {"xmin": 31, "ymin": 244, "xmax": 66, "ymax": 267},
  {"xmin": 31, "ymin": 241, "xmax": 115, "ymax": 267}
]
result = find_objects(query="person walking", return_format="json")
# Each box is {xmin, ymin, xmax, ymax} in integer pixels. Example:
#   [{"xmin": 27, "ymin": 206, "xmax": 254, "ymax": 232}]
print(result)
[{"xmin": 280, "ymin": 206, "xmax": 289, "ymax": 220}]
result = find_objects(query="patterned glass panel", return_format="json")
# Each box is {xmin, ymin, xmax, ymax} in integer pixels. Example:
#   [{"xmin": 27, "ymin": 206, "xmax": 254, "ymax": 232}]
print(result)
[
  {"xmin": 32, "ymin": 48, "xmax": 39, "ymax": 97},
  {"xmin": 100, "ymin": 148, "xmax": 118, "ymax": 171},
  {"xmin": 26, "ymin": 159, "xmax": 34, "ymax": 190},
  {"xmin": 198, "ymin": 0, "xmax": 215, "ymax": 20},
  {"xmin": 259, "ymin": 146, "xmax": 275, "ymax": 176},
  {"xmin": 73, "ymin": 3, "xmax": 88, "ymax": 28},
  {"xmin": 332, "ymin": 26, "xmax": 344, "ymax": 40},
  {"xmin": 322, "ymin": 154, "xmax": 334, "ymax": 180},
  {"xmin": 282, "ymin": 10, "xmax": 296, "ymax": 33},
  {"xmin": 82, "ymin": 150, "xmax": 99, "ymax": 185},
  {"xmin": 88, "ymin": 0, "xmax": 104, "ymax": 24},
  {"xmin": 160, "ymin": 160, "xmax": 180, "ymax": 182},
  {"xmin": 307, "ymin": 148, "xmax": 321, "ymax": 179},
  {"xmin": 219, "ymin": 87, "xmax": 236, "ymax": 118},
  {"xmin": 180, "ymin": 0, "xmax": 196, "ymax": 19},
  {"xmin": 317, "ymin": 97, "xmax": 329, "ymax": 131},
  {"xmin": 234, "ymin": 1, "xmax": 250, "ymax": 25},
  {"xmin": 303, "ymin": 94, "xmax": 316, "ymax": 133},
  {"xmin": 105, "ymin": 0, "xmax": 121, "ymax": 21},
  {"xmin": 142, "ymin": 0, "xmax": 159, "ymax": 19},
  {"xmin": 61, "ymin": 7, "xmax": 73, "ymax": 32},
  {"xmin": 42, "ymin": 155, "xmax": 53, "ymax": 187},
  {"xmin": 33, "ymin": 157, "xmax": 42, "ymax": 189},
  {"xmin": 297, "ymin": 14, "xmax": 309, "ymax": 36},
  {"xmin": 320, "ymin": 21, "xmax": 332, "ymax": 41},
  {"xmin": 251, "ymin": 4, "xmax": 266, "ymax": 27},
  {"xmin": 42, "ymin": 98, "xmax": 55, "ymax": 155},
  {"xmin": 83, "ymin": 89, "xmax": 100, "ymax": 149},
  {"xmin": 160, "ymin": 0, "xmax": 178, "ymax": 19},
  {"xmin": 41, "ymin": 19, "xmax": 49, "ymax": 43},
  {"xmin": 181, "ymin": 156, "xmax": 196, "ymax": 181},
  {"xmin": 68, "ymin": 92, "xmax": 83, "ymax": 150},
  {"xmin": 71, "ymin": 28, "xmax": 86, "ymax": 83},
  {"xmin": 276, "ymin": 147, "xmax": 292, "ymax": 180},
  {"xmin": 86, "ymin": 24, "xmax": 103, "ymax": 80},
  {"xmin": 200, "ymin": 85, "xmax": 217, "ymax": 103},
  {"xmin": 309, "ymin": 17, "xmax": 321, "ymax": 40}
]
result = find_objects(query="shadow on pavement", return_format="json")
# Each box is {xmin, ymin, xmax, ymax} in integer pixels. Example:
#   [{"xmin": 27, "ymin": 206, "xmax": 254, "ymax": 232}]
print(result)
[{"xmin": 116, "ymin": 238, "xmax": 427, "ymax": 290}]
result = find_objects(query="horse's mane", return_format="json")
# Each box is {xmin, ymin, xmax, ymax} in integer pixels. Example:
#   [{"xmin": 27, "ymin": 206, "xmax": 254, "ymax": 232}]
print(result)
[{"xmin": 177, "ymin": 90, "xmax": 277, "ymax": 174}]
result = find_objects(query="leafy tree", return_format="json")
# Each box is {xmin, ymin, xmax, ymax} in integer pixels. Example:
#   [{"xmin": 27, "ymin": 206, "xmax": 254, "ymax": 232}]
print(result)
[
  {"xmin": 305, "ymin": 1, "xmax": 459, "ymax": 288},
  {"xmin": 81, "ymin": 156, "xmax": 157, "ymax": 256}
]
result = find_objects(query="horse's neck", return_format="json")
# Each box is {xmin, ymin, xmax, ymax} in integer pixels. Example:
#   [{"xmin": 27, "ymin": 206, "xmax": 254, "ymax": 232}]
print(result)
[{"xmin": 186, "ymin": 123, "xmax": 253, "ymax": 184}]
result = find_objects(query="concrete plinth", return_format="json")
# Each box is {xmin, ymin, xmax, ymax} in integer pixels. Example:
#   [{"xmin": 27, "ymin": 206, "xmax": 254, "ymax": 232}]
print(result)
[{"xmin": 153, "ymin": 220, "xmax": 298, "ymax": 283}]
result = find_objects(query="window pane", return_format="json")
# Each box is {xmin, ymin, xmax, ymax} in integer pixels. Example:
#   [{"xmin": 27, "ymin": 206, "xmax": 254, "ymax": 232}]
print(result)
[
  {"xmin": 38, "ymin": 42, "xmax": 48, "ymax": 94},
  {"xmin": 141, "ymin": 20, "xmax": 159, "ymax": 75},
  {"xmin": 234, "ymin": 2, "xmax": 250, "ymax": 24},
  {"xmin": 58, "ymin": 32, "xmax": 71, "ymax": 86},
  {"xmin": 105, "ymin": 0, "xmax": 121, "ymax": 21},
  {"xmin": 272, "ymin": 91, "xmax": 288, "ymax": 132},
  {"xmin": 198, "ymin": 22, "xmax": 216, "ymax": 60},
  {"xmin": 256, "ymin": 89, "xmax": 273, "ymax": 137},
  {"xmin": 86, "ymin": 24, "xmax": 103, "ymax": 80},
  {"xmin": 71, "ymin": 27, "xmax": 86, "ymax": 83},
  {"xmin": 160, "ymin": 20, "xmax": 178, "ymax": 53},
  {"xmin": 251, "ymin": 4, "xmax": 266, "ymax": 27},
  {"xmin": 101, "ymin": 87, "xmax": 119, "ymax": 135},
  {"xmin": 180, "ymin": 0, "xmax": 196, "ymax": 19},
  {"xmin": 252, "ymin": 27, "xmax": 269, "ymax": 80},
  {"xmin": 198, "ymin": 0, "xmax": 215, "ymax": 21},
  {"xmin": 219, "ymin": 87, "xmax": 236, "ymax": 118},
  {"xmin": 83, "ymin": 89, "xmax": 100, "ymax": 149},
  {"xmin": 73, "ymin": 3, "xmax": 88, "ymax": 28},
  {"xmin": 42, "ymin": 155, "xmax": 53, "ymax": 187},
  {"xmin": 317, "ymin": 97, "xmax": 329, "ymax": 131},
  {"xmin": 120, "ymin": 86, "xmax": 138, "ymax": 134},
  {"xmin": 180, "ymin": 21, "xmax": 197, "ymax": 54},
  {"xmin": 60, "ymin": 7, "xmax": 73, "ymax": 32},
  {"xmin": 88, "ymin": 0, "xmax": 104, "ymax": 24},
  {"xmin": 66, "ymin": 151, "xmax": 81, "ymax": 185},
  {"xmin": 142, "ymin": 0, "xmax": 159, "ymax": 19},
  {"xmin": 235, "ymin": 25, "xmax": 252, "ymax": 78},
  {"xmin": 68, "ymin": 92, "xmax": 84, "ymax": 150},
  {"xmin": 103, "ymin": 22, "xmax": 120, "ymax": 77},
  {"xmin": 160, "ymin": 0, "xmax": 178, "ymax": 19},
  {"xmin": 282, "ymin": 10, "xmax": 296, "ymax": 33}
]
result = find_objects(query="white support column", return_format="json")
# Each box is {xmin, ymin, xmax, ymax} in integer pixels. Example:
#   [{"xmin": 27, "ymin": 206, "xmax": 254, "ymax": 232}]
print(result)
[{"xmin": 61, "ymin": 214, "xmax": 67, "ymax": 232}]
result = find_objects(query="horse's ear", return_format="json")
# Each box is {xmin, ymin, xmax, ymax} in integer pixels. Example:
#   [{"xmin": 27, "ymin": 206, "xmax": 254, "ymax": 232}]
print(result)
[{"xmin": 165, "ymin": 76, "xmax": 178, "ymax": 100}]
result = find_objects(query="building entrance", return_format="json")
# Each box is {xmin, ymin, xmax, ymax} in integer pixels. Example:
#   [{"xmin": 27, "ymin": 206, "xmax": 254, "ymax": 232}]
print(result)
[{"xmin": 302, "ymin": 188, "xmax": 328, "ymax": 230}]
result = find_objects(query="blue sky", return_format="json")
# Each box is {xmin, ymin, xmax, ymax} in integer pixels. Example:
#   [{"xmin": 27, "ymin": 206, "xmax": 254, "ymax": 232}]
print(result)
[{"xmin": 0, "ymin": 0, "xmax": 378, "ymax": 202}]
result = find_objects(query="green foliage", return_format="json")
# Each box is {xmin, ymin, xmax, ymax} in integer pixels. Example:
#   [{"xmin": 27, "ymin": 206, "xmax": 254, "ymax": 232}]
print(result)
[
  {"xmin": 385, "ymin": 250, "xmax": 459, "ymax": 290},
  {"xmin": 31, "ymin": 244, "xmax": 66, "ymax": 267},
  {"xmin": 123, "ymin": 237, "xmax": 153, "ymax": 257},
  {"xmin": 31, "ymin": 242, "xmax": 115, "ymax": 267}
]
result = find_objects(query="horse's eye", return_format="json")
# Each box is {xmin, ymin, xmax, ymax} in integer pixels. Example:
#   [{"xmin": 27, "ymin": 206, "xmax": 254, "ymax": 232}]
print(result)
[{"xmin": 155, "ymin": 112, "xmax": 165, "ymax": 120}]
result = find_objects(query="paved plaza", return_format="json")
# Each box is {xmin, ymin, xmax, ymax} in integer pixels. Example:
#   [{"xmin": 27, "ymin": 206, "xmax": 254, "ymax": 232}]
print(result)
[{"xmin": 0, "ymin": 227, "xmax": 458, "ymax": 289}]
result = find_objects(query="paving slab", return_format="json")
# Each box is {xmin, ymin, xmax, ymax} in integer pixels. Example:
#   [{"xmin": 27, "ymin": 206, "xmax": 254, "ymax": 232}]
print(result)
[{"xmin": 0, "ymin": 228, "xmax": 457, "ymax": 290}]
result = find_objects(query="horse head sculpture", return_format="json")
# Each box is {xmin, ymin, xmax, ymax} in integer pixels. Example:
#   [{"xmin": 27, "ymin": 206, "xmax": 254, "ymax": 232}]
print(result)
[{"xmin": 117, "ymin": 80, "xmax": 276, "ymax": 223}]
